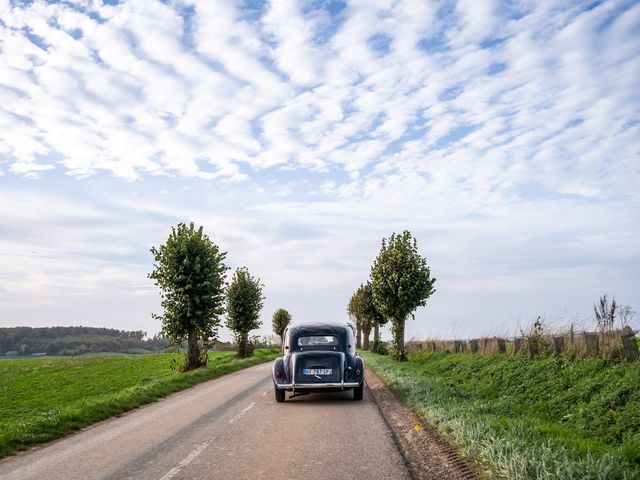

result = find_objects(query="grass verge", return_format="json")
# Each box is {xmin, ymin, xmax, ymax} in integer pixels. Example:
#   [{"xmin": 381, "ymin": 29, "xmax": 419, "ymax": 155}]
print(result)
[
  {"xmin": 361, "ymin": 351, "xmax": 640, "ymax": 480},
  {"xmin": 0, "ymin": 348, "xmax": 278, "ymax": 458}
]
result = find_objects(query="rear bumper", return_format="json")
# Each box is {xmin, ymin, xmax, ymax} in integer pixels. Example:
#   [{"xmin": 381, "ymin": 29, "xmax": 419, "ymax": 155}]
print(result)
[{"xmin": 275, "ymin": 382, "xmax": 361, "ymax": 390}]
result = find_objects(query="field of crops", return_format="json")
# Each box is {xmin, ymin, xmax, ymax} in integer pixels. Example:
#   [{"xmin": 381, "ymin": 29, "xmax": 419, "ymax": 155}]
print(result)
[{"xmin": 0, "ymin": 349, "xmax": 278, "ymax": 458}]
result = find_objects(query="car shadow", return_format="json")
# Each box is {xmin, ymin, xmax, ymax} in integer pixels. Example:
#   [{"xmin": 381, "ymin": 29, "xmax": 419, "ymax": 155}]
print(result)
[{"xmin": 282, "ymin": 390, "xmax": 363, "ymax": 403}]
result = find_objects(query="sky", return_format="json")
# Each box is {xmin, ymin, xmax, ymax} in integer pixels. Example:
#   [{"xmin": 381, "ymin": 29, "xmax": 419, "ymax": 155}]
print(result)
[{"xmin": 0, "ymin": 0, "xmax": 639, "ymax": 342}]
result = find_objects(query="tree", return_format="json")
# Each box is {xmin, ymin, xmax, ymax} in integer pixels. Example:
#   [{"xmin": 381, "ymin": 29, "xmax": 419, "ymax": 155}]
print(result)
[
  {"xmin": 617, "ymin": 304, "xmax": 636, "ymax": 329},
  {"xmin": 359, "ymin": 282, "xmax": 387, "ymax": 353},
  {"xmin": 347, "ymin": 291, "xmax": 363, "ymax": 348},
  {"xmin": 358, "ymin": 284, "xmax": 374, "ymax": 350},
  {"xmin": 370, "ymin": 230, "xmax": 436, "ymax": 361},
  {"xmin": 347, "ymin": 285, "xmax": 376, "ymax": 350},
  {"xmin": 226, "ymin": 267, "xmax": 264, "ymax": 358},
  {"xmin": 272, "ymin": 308, "xmax": 292, "ymax": 340},
  {"xmin": 149, "ymin": 223, "xmax": 228, "ymax": 371}
]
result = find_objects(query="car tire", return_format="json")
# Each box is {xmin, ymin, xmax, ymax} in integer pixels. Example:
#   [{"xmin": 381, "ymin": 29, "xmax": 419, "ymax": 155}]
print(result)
[
  {"xmin": 353, "ymin": 383, "xmax": 364, "ymax": 401},
  {"xmin": 275, "ymin": 386, "xmax": 286, "ymax": 403}
]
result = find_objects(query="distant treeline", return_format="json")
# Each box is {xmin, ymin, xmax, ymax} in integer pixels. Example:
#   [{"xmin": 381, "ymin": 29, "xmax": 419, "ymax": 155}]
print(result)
[{"xmin": 0, "ymin": 326, "xmax": 168, "ymax": 356}]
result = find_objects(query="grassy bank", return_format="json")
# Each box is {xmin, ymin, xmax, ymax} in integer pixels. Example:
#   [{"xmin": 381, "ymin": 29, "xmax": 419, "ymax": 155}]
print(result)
[
  {"xmin": 0, "ymin": 349, "xmax": 278, "ymax": 458},
  {"xmin": 361, "ymin": 351, "xmax": 640, "ymax": 479}
]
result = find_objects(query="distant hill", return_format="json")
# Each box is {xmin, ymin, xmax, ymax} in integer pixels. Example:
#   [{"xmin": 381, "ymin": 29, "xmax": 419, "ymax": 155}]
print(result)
[{"xmin": 0, "ymin": 326, "xmax": 167, "ymax": 356}]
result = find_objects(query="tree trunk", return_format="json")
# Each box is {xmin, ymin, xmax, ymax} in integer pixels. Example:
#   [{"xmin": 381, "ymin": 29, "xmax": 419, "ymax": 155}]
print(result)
[
  {"xmin": 186, "ymin": 329, "xmax": 201, "ymax": 370},
  {"xmin": 373, "ymin": 321, "xmax": 380, "ymax": 352},
  {"xmin": 393, "ymin": 319, "xmax": 407, "ymax": 361},
  {"xmin": 362, "ymin": 326, "xmax": 371, "ymax": 350},
  {"xmin": 356, "ymin": 325, "xmax": 362, "ymax": 349},
  {"xmin": 237, "ymin": 332, "xmax": 248, "ymax": 358}
]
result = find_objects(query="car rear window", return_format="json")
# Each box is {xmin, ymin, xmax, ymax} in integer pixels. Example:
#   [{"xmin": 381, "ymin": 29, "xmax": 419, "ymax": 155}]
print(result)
[{"xmin": 297, "ymin": 335, "xmax": 338, "ymax": 346}]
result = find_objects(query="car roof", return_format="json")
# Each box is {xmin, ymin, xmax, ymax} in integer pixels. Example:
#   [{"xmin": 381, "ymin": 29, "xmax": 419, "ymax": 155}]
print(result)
[{"xmin": 287, "ymin": 322, "xmax": 351, "ymax": 336}]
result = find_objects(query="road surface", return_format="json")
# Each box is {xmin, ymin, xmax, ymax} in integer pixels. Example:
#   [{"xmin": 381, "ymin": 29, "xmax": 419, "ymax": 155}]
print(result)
[{"xmin": 0, "ymin": 362, "xmax": 410, "ymax": 480}]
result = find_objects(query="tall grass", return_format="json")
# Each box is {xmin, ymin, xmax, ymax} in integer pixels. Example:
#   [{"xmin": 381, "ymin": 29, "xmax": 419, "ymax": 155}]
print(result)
[
  {"xmin": 362, "ymin": 351, "xmax": 640, "ymax": 479},
  {"xmin": 0, "ymin": 349, "xmax": 278, "ymax": 458}
]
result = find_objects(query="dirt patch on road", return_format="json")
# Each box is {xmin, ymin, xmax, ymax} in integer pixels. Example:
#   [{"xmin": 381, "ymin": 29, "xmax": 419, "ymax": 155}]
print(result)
[{"xmin": 366, "ymin": 370, "xmax": 479, "ymax": 480}]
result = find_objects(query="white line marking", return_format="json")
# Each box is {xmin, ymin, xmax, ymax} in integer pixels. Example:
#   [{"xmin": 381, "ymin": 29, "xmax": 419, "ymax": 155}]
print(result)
[
  {"xmin": 228, "ymin": 401, "xmax": 256, "ymax": 424},
  {"xmin": 159, "ymin": 436, "xmax": 215, "ymax": 480},
  {"xmin": 261, "ymin": 390, "xmax": 268, "ymax": 397}
]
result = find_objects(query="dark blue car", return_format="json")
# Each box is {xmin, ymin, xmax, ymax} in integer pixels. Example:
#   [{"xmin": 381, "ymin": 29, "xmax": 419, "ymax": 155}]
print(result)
[{"xmin": 272, "ymin": 322, "xmax": 365, "ymax": 402}]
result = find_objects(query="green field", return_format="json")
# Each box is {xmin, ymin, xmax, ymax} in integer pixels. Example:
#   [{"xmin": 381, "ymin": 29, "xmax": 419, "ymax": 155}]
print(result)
[
  {"xmin": 361, "ymin": 351, "xmax": 640, "ymax": 480},
  {"xmin": 0, "ymin": 349, "xmax": 278, "ymax": 458}
]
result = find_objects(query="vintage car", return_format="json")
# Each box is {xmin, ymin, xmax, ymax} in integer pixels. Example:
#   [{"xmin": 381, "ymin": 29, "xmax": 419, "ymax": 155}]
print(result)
[{"xmin": 272, "ymin": 322, "xmax": 365, "ymax": 402}]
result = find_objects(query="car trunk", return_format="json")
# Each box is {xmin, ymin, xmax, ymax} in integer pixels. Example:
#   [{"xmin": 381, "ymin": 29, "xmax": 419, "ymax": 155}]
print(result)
[{"xmin": 292, "ymin": 351, "xmax": 344, "ymax": 384}]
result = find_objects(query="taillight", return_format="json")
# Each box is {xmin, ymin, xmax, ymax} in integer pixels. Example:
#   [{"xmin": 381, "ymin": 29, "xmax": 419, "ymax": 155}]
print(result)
[{"xmin": 275, "ymin": 371, "xmax": 282, "ymax": 380}]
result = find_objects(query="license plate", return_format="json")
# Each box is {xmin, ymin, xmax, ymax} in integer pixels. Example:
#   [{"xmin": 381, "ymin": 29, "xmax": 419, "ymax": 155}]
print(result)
[{"xmin": 304, "ymin": 368, "xmax": 332, "ymax": 375}]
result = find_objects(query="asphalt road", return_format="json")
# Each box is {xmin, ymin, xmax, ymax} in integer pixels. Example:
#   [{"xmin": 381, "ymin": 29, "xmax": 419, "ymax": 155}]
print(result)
[{"xmin": 0, "ymin": 362, "xmax": 410, "ymax": 480}]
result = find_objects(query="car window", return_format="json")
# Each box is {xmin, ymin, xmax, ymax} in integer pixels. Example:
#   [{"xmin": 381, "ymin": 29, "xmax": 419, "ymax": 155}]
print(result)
[{"xmin": 297, "ymin": 335, "xmax": 338, "ymax": 346}]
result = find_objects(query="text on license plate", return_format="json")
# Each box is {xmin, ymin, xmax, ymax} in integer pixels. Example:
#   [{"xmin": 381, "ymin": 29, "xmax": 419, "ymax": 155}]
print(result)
[{"xmin": 304, "ymin": 368, "xmax": 332, "ymax": 375}]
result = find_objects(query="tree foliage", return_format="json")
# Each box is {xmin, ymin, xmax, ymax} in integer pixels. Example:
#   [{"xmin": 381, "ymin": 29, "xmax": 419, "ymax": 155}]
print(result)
[
  {"xmin": 347, "ymin": 290, "xmax": 364, "ymax": 348},
  {"xmin": 272, "ymin": 308, "xmax": 292, "ymax": 339},
  {"xmin": 149, "ymin": 222, "xmax": 228, "ymax": 370},
  {"xmin": 226, "ymin": 267, "xmax": 264, "ymax": 358},
  {"xmin": 359, "ymin": 282, "xmax": 387, "ymax": 353},
  {"xmin": 347, "ymin": 282, "xmax": 387, "ymax": 352},
  {"xmin": 370, "ymin": 230, "xmax": 436, "ymax": 360}
]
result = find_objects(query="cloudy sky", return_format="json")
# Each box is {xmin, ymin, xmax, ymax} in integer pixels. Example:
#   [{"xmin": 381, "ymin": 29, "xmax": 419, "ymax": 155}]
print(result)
[{"xmin": 1, "ymin": 0, "xmax": 639, "ymax": 341}]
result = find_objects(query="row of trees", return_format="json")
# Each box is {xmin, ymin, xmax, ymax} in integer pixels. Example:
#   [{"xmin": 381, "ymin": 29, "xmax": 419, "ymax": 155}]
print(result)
[
  {"xmin": 348, "ymin": 283, "xmax": 385, "ymax": 352},
  {"xmin": 150, "ymin": 223, "xmax": 289, "ymax": 371},
  {"xmin": 150, "ymin": 224, "xmax": 436, "ymax": 369},
  {"xmin": 0, "ymin": 327, "xmax": 166, "ymax": 355},
  {"xmin": 348, "ymin": 230, "xmax": 436, "ymax": 361}
]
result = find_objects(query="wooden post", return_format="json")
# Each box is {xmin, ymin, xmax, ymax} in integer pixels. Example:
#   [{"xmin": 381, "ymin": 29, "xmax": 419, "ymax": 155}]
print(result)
[
  {"xmin": 583, "ymin": 332, "xmax": 599, "ymax": 357},
  {"xmin": 513, "ymin": 337, "xmax": 522, "ymax": 354},
  {"xmin": 621, "ymin": 327, "xmax": 639, "ymax": 362},
  {"xmin": 552, "ymin": 336, "xmax": 565, "ymax": 355}
]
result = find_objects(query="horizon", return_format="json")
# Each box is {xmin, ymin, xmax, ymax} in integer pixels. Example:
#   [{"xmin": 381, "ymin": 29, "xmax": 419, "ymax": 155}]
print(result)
[{"xmin": 1, "ymin": 0, "xmax": 638, "ymax": 342}]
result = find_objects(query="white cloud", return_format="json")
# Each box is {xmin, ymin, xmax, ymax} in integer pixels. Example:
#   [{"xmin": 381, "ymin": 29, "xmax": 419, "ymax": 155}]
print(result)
[
  {"xmin": 453, "ymin": 0, "xmax": 498, "ymax": 45},
  {"xmin": 262, "ymin": 0, "xmax": 323, "ymax": 86},
  {"xmin": 1, "ymin": 0, "xmax": 637, "ymax": 192}
]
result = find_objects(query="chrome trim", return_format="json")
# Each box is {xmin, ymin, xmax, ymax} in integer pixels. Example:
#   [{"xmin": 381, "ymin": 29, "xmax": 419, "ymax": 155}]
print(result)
[
  {"xmin": 275, "ymin": 382, "xmax": 361, "ymax": 389},
  {"xmin": 291, "ymin": 354, "xmax": 296, "ymax": 388}
]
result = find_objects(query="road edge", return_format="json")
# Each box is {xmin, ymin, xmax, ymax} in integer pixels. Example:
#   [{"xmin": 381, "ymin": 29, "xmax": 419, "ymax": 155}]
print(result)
[
  {"xmin": 0, "ymin": 354, "xmax": 277, "ymax": 462},
  {"xmin": 366, "ymin": 368, "xmax": 479, "ymax": 480}
]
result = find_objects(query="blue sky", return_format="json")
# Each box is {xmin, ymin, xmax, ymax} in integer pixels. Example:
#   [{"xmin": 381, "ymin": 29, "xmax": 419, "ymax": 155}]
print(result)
[{"xmin": 0, "ymin": 0, "xmax": 639, "ymax": 340}]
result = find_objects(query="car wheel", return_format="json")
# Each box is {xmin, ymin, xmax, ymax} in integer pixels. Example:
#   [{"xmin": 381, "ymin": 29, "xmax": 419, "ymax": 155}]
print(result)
[
  {"xmin": 275, "ymin": 386, "xmax": 286, "ymax": 403},
  {"xmin": 353, "ymin": 384, "xmax": 364, "ymax": 401}
]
